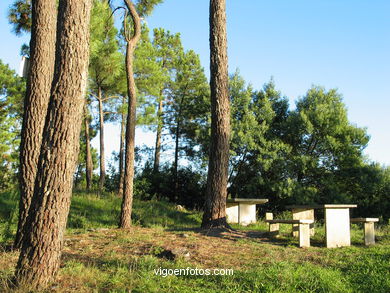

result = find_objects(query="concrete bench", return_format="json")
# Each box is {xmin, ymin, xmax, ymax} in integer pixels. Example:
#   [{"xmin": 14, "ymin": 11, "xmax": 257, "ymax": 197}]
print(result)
[
  {"xmin": 351, "ymin": 218, "xmax": 379, "ymax": 246},
  {"xmin": 265, "ymin": 213, "xmax": 314, "ymax": 248}
]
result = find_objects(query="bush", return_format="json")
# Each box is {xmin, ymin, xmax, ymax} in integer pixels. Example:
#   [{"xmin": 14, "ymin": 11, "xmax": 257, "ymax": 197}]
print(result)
[{"xmin": 134, "ymin": 165, "xmax": 206, "ymax": 210}]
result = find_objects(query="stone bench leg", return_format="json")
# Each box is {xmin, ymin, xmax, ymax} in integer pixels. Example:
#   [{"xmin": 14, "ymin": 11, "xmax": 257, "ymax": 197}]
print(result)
[
  {"xmin": 299, "ymin": 223, "xmax": 311, "ymax": 248},
  {"xmin": 364, "ymin": 222, "xmax": 376, "ymax": 246},
  {"xmin": 269, "ymin": 223, "xmax": 279, "ymax": 237},
  {"xmin": 265, "ymin": 213, "xmax": 279, "ymax": 237},
  {"xmin": 292, "ymin": 208, "xmax": 315, "ymax": 237}
]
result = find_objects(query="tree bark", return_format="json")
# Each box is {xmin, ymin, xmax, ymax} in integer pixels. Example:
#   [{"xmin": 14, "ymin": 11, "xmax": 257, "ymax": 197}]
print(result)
[
  {"xmin": 201, "ymin": 0, "xmax": 230, "ymax": 229},
  {"xmin": 74, "ymin": 164, "xmax": 82, "ymax": 188},
  {"xmin": 84, "ymin": 108, "xmax": 93, "ymax": 190},
  {"xmin": 173, "ymin": 116, "xmax": 180, "ymax": 201},
  {"xmin": 15, "ymin": 0, "xmax": 57, "ymax": 250},
  {"xmin": 173, "ymin": 95, "xmax": 184, "ymax": 201},
  {"xmin": 119, "ymin": 0, "xmax": 141, "ymax": 228},
  {"xmin": 153, "ymin": 96, "xmax": 163, "ymax": 173},
  {"xmin": 98, "ymin": 87, "xmax": 106, "ymax": 190},
  {"xmin": 15, "ymin": 0, "xmax": 91, "ymax": 288},
  {"xmin": 118, "ymin": 95, "xmax": 126, "ymax": 196}
]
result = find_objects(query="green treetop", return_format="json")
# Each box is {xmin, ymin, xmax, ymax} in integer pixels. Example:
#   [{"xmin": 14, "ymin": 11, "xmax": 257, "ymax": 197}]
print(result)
[{"xmin": 0, "ymin": 59, "xmax": 26, "ymax": 189}]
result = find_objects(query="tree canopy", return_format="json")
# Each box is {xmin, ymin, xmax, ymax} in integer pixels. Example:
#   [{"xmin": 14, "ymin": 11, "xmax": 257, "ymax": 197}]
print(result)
[{"xmin": 0, "ymin": 60, "xmax": 25, "ymax": 189}]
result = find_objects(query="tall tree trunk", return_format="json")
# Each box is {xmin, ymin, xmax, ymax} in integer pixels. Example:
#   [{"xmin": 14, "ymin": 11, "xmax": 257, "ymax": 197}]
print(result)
[
  {"xmin": 84, "ymin": 108, "xmax": 93, "ymax": 190},
  {"xmin": 173, "ymin": 117, "xmax": 180, "ymax": 201},
  {"xmin": 118, "ymin": 95, "xmax": 126, "ymax": 196},
  {"xmin": 201, "ymin": 0, "xmax": 230, "ymax": 229},
  {"xmin": 173, "ymin": 96, "xmax": 184, "ymax": 201},
  {"xmin": 119, "ymin": 0, "xmax": 141, "ymax": 228},
  {"xmin": 15, "ymin": 0, "xmax": 91, "ymax": 288},
  {"xmin": 15, "ymin": 0, "xmax": 57, "ymax": 250},
  {"xmin": 98, "ymin": 87, "xmax": 105, "ymax": 190},
  {"xmin": 74, "ymin": 165, "xmax": 82, "ymax": 188},
  {"xmin": 153, "ymin": 95, "xmax": 163, "ymax": 173}
]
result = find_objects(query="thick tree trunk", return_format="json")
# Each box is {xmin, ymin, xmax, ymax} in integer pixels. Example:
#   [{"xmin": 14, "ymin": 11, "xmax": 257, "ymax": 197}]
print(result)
[
  {"xmin": 153, "ymin": 96, "xmax": 163, "ymax": 173},
  {"xmin": 119, "ymin": 0, "xmax": 141, "ymax": 228},
  {"xmin": 15, "ymin": 0, "xmax": 91, "ymax": 288},
  {"xmin": 15, "ymin": 0, "xmax": 57, "ymax": 250},
  {"xmin": 201, "ymin": 0, "xmax": 230, "ymax": 229},
  {"xmin": 84, "ymin": 109, "xmax": 93, "ymax": 190},
  {"xmin": 118, "ymin": 96, "xmax": 126, "ymax": 196},
  {"xmin": 98, "ymin": 87, "xmax": 106, "ymax": 190}
]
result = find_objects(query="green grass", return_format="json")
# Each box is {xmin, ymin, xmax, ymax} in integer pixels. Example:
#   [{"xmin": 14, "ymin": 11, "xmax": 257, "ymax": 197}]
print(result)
[
  {"xmin": 0, "ymin": 190, "xmax": 202, "ymax": 240},
  {"xmin": 1, "ymin": 190, "xmax": 389, "ymax": 292},
  {"xmin": 68, "ymin": 190, "xmax": 202, "ymax": 230}
]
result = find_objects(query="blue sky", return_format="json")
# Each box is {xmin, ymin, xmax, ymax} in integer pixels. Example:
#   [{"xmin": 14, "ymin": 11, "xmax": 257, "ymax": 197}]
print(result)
[{"xmin": 1, "ymin": 0, "xmax": 389, "ymax": 166}]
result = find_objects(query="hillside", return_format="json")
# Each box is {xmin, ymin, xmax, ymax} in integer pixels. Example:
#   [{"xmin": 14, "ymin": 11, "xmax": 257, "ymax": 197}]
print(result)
[{"xmin": 1, "ymin": 192, "xmax": 389, "ymax": 292}]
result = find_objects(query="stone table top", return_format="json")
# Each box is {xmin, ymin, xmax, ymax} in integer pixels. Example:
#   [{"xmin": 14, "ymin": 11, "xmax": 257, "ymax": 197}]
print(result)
[
  {"xmin": 227, "ymin": 198, "xmax": 268, "ymax": 205},
  {"xmin": 286, "ymin": 204, "xmax": 357, "ymax": 209},
  {"xmin": 351, "ymin": 218, "xmax": 379, "ymax": 222}
]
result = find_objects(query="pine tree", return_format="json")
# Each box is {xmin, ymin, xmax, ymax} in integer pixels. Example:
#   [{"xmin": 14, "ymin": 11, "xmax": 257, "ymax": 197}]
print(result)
[
  {"xmin": 165, "ymin": 49, "xmax": 209, "ymax": 199},
  {"xmin": 150, "ymin": 28, "xmax": 182, "ymax": 173},
  {"xmin": 15, "ymin": 0, "xmax": 57, "ymax": 249},
  {"xmin": 15, "ymin": 0, "xmax": 92, "ymax": 288},
  {"xmin": 201, "ymin": 0, "xmax": 230, "ymax": 228},
  {"xmin": 119, "ymin": 0, "xmax": 142, "ymax": 228},
  {"xmin": 0, "ymin": 60, "xmax": 25, "ymax": 190},
  {"xmin": 89, "ymin": 0, "xmax": 123, "ymax": 191},
  {"xmin": 119, "ymin": 0, "xmax": 163, "ymax": 228},
  {"xmin": 8, "ymin": 0, "xmax": 32, "ymax": 35},
  {"xmin": 77, "ymin": 103, "xmax": 98, "ymax": 190}
]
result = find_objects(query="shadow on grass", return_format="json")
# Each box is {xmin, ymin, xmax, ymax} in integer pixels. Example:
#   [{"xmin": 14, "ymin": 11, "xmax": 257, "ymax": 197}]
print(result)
[{"xmin": 166, "ymin": 225, "xmax": 324, "ymax": 248}]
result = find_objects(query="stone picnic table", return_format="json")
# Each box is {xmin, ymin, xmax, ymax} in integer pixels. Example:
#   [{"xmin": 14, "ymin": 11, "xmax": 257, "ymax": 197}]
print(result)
[
  {"xmin": 286, "ymin": 204, "xmax": 357, "ymax": 248},
  {"xmin": 226, "ymin": 198, "xmax": 268, "ymax": 226}
]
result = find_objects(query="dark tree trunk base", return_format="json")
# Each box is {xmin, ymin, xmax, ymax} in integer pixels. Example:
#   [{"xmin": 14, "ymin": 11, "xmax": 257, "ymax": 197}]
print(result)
[{"xmin": 200, "ymin": 217, "xmax": 231, "ymax": 229}]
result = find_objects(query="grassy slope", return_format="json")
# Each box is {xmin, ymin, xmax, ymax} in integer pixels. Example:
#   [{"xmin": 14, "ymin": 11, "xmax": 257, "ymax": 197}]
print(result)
[{"xmin": 0, "ymin": 191, "xmax": 389, "ymax": 293}]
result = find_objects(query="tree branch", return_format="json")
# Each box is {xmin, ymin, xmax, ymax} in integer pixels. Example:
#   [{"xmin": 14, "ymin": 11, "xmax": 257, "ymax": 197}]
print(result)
[
  {"xmin": 89, "ymin": 93, "xmax": 99, "ymax": 101},
  {"xmin": 102, "ymin": 95, "xmax": 122, "ymax": 102},
  {"xmin": 123, "ymin": 0, "xmax": 141, "ymax": 44}
]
